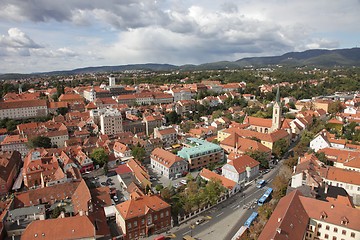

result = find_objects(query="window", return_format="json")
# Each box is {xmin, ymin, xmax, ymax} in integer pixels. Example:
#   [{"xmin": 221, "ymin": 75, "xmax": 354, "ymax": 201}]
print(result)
[
  {"xmin": 334, "ymin": 228, "xmax": 338, "ymax": 233},
  {"xmin": 351, "ymin": 232, "xmax": 355, "ymax": 238},
  {"xmin": 325, "ymin": 234, "xmax": 329, "ymax": 239},
  {"xmin": 134, "ymin": 221, "xmax": 137, "ymax": 227},
  {"xmin": 160, "ymin": 212, "xmax": 164, "ymax": 218},
  {"xmin": 333, "ymin": 237, "xmax": 337, "ymax": 240},
  {"xmin": 318, "ymin": 224, "xmax": 322, "ymax": 228},
  {"xmin": 154, "ymin": 214, "xmax": 158, "ymax": 221},
  {"xmin": 166, "ymin": 211, "xmax": 169, "ymax": 217},
  {"xmin": 127, "ymin": 222, "xmax": 132, "ymax": 229},
  {"xmin": 342, "ymin": 230, "xmax": 346, "ymax": 235},
  {"xmin": 326, "ymin": 225, "xmax": 330, "ymax": 230}
]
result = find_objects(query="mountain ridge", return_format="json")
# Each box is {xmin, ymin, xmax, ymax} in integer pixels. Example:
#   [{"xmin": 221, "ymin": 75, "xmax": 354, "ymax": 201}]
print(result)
[{"xmin": 1, "ymin": 47, "xmax": 360, "ymax": 79}]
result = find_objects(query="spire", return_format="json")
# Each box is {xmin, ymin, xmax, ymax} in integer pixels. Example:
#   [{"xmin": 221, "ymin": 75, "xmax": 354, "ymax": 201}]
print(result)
[{"xmin": 276, "ymin": 86, "xmax": 280, "ymax": 103}]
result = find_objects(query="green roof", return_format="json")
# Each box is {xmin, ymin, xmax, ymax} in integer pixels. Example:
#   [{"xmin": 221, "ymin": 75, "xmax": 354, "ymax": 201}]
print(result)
[{"xmin": 177, "ymin": 138, "xmax": 223, "ymax": 159}]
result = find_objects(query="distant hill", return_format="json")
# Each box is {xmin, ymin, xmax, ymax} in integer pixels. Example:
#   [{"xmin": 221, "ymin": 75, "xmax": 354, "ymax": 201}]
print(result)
[
  {"xmin": 235, "ymin": 48, "xmax": 360, "ymax": 67},
  {"xmin": 1, "ymin": 48, "xmax": 360, "ymax": 79}
]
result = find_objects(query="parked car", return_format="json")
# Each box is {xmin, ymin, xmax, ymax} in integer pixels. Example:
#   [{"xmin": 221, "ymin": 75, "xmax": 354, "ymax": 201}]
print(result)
[
  {"xmin": 180, "ymin": 179, "xmax": 187, "ymax": 185},
  {"xmin": 195, "ymin": 219, "xmax": 205, "ymax": 225},
  {"xmin": 100, "ymin": 182, "xmax": 108, "ymax": 186},
  {"xmin": 113, "ymin": 195, "xmax": 119, "ymax": 202}
]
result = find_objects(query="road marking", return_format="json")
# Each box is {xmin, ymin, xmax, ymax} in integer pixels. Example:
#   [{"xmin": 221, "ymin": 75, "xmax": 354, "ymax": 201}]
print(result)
[
  {"xmin": 231, "ymin": 204, "xmax": 237, "ymax": 208},
  {"xmin": 216, "ymin": 212, "xmax": 224, "ymax": 217},
  {"xmin": 182, "ymin": 230, "xmax": 191, "ymax": 236}
]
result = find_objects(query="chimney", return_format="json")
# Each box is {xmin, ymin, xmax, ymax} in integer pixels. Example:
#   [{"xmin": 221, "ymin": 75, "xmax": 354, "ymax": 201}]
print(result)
[
  {"xmin": 277, "ymin": 218, "xmax": 282, "ymax": 222},
  {"xmin": 276, "ymin": 228, "xmax": 282, "ymax": 234},
  {"xmin": 324, "ymin": 183, "xmax": 328, "ymax": 194},
  {"xmin": 60, "ymin": 211, "xmax": 65, "ymax": 218},
  {"xmin": 79, "ymin": 210, "xmax": 84, "ymax": 216}
]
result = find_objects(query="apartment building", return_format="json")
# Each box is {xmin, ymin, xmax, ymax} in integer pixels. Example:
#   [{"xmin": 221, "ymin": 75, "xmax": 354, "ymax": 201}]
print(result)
[
  {"xmin": 150, "ymin": 148, "xmax": 188, "ymax": 179},
  {"xmin": 100, "ymin": 108, "xmax": 124, "ymax": 135},
  {"xmin": 177, "ymin": 138, "xmax": 224, "ymax": 170},
  {"xmin": 1, "ymin": 135, "xmax": 29, "ymax": 157},
  {"xmin": 0, "ymin": 99, "xmax": 48, "ymax": 120}
]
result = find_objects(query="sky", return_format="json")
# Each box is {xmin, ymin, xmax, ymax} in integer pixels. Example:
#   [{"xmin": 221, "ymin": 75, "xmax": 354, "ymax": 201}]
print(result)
[{"xmin": 0, "ymin": 0, "xmax": 359, "ymax": 73}]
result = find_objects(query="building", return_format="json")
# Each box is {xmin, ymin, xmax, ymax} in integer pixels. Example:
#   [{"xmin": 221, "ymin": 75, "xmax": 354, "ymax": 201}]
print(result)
[
  {"xmin": 22, "ymin": 150, "xmax": 66, "ymax": 188},
  {"xmin": 153, "ymin": 127, "xmax": 178, "ymax": 148},
  {"xmin": 21, "ymin": 215, "xmax": 95, "ymax": 240},
  {"xmin": 0, "ymin": 99, "xmax": 48, "ymax": 120},
  {"xmin": 115, "ymin": 195, "xmax": 171, "ymax": 239},
  {"xmin": 58, "ymin": 93, "xmax": 84, "ymax": 103},
  {"xmin": 150, "ymin": 148, "xmax": 188, "ymax": 179},
  {"xmin": 270, "ymin": 86, "xmax": 282, "ymax": 132},
  {"xmin": 165, "ymin": 88, "xmax": 192, "ymax": 102},
  {"xmin": 1, "ymin": 135, "xmax": 29, "ymax": 157},
  {"xmin": 100, "ymin": 108, "xmax": 123, "ymax": 135},
  {"xmin": 143, "ymin": 114, "xmax": 163, "ymax": 136},
  {"xmin": 324, "ymin": 167, "xmax": 360, "ymax": 205},
  {"xmin": 177, "ymin": 138, "xmax": 224, "ymax": 170},
  {"xmin": 113, "ymin": 141, "xmax": 133, "ymax": 163},
  {"xmin": 0, "ymin": 151, "xmax": 22, "ymax": 195},
  {"xmin": 222, "ymin": 154, "xmax": 260, "ymax": 185},
  {"xmin": 259, "ymin": 190, "xmax": 360, "ymax": 240}
]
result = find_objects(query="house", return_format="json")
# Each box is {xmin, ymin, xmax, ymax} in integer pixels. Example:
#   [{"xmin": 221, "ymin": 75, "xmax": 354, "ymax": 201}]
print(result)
[
  {"xmin": 113, "ymin": 141, "xmax": 133, "ymax": 163},
  {"xmin": 310, "ymin": 129, "xmax": 346, "ymax": 152},
  {"xmin": 165, "ymin": 88, "xmax": 192, "ymax": 102},
  {"xmin": 115, "ymin": 194, "xmax": 171, "ymax": 239},
  {"xmin": 21, "ymin": 215, "xmax": 96, "ymax": 240},
  {"xmin": 259, "ymin": 190, "xmax": 360, "ymax": 240},
  {"xmin": 58, "ymin": 93, "xmax": 84, "ymax": 103},
  {"xmin": 318, "ymin": 148, "xmax": 360, "ymax": 171},
  {"xmin": 153, "ymin": 127, "xmax": 178, "ymax": 148},
  {"xmin": 22, "ymin": 150, "xmax": 66, "ymax": 188},
  {"xmin": 150, "ymin": 148, "xmax": 188, "ymax": 179},
  {"xmin": 290, "ymin": 153, "xmax": 327, "ymax": 189},
  {"xmin": 1, "ymin": 135, "xmax": 29, "ymax": 157},
  {"xmin": 74, "ymin": 149, "xmax": 94, "ymax": 173},
  {"xmin": 199, "ymin": 168, "xmax": 239, "ymax": 195},
  {"xmin": 0, "ymin": 151, "xmax": 22, "ymax": 195},
  {"xmin": 127, "ymin": 159, "xmax": 151, "ymax": 189},
  {"xmin": 177, "ymin": 138, "xmax": 224, "ymax": 170},
  {"xmin": 221, "ymin": 154, "xmax": 260, "ymax": 186}
]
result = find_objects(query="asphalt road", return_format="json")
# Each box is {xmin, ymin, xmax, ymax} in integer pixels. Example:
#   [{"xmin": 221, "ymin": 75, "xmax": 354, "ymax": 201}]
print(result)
[{"xmin": 171, "ymin": 163, "xmax": 282, "ymax": 240}]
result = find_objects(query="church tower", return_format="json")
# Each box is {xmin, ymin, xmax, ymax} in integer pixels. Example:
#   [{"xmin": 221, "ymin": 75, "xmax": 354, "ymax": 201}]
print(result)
[{"xmin": 271, "ymin": 86, "xmax": 281, "ymax": 132}]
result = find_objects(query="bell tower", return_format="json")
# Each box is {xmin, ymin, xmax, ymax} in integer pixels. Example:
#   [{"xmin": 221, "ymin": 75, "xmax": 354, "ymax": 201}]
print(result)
[{"xmin": 271, "ymin": 86, "xmax": 281, "ymax": 132}]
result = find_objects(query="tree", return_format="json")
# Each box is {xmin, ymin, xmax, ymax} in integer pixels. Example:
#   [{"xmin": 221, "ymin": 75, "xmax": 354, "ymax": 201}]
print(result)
[
  {"xmin": 56, "ymin": 107, "xmax": 68, "ymax": 115},
  {"xmin": 90, "ymin": 147, "xmax": 109, "ymax": 167},
  {"xmin": 165, "ymin": 111, "xmax": 181, "ymax": 124},
  {"xmin": 51, "ymin": 206, "xmax": 65, "ymax": 218},
  {"xmin": 131, "ymin": 145, "xmax": 146, "ymax": 162},
  {"xmin": 155, "ymin": 184, "xmax": 164, "ymax": 192},
  {"xmin": 28, "ymin": 136, "xmax": 52, "ymax": 148},
  {"xmin": 328, "ymin": 100, "xmax": 344, "ymax": 115},
  {"xmin": 273, "ymin": 139, "xmax": 288, "ymax": 158},
  {"xmin": 246, "ymin": 150, "xmax": 269, "ymax": 169}
]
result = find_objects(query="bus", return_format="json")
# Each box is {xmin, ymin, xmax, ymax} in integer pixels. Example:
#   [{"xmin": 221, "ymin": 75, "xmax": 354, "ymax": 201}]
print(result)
[
  {"xmin": 244, "ymin": 212, "xmax": 258, "ymax": 228},
  {"xmin": 258, "ymin": 187, "xmax": 273, "ymax": 206},
  {"xmin": 256, "ymin": 179, "xmax": 266, "ymax": 188}
]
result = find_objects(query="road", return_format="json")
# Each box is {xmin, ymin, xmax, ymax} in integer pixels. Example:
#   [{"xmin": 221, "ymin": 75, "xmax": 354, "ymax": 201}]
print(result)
[{"xmin": 170, "ymin": 163, "xmax": 282, "ymax": 240}]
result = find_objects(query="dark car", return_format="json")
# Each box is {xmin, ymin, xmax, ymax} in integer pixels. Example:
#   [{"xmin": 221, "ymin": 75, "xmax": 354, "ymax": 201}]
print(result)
[
  {"xmin": 100, "ymin": 182, "xmax": 108, "ymax": 186},
  {"xmin": 107, "ymin": 171, "xmax": 117, "ymax": 177}
]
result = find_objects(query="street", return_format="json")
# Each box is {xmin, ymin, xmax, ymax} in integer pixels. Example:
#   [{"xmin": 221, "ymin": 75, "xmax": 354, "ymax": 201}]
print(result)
[{"xmin": 168, "ymin": 162, "xmax": 282, "ymax": 240}]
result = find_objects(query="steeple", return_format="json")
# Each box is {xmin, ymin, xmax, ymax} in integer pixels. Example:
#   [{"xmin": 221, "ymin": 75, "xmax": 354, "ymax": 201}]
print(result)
[{"xmin": 275, "ymin": 85, "xmax": 280, "ymax": 103}]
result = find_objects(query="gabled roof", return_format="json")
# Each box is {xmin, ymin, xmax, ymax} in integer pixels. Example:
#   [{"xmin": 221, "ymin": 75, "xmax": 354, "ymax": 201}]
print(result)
[
  {"xmin": 227, "ymin": 155, "xmax": 260, "ymax": 174},
  {"xmin": 115, "ymin": 195, "xmax": 170, "ymax": 220},
  {"xmin": 259, "ymin": 190, "xmax": 309, "ymax": 240},
  {"xmin": 150, "ymin": 148, "xmax": 186, "ymax": 168},
  {"xmin": 244, "ymin": 116, "xmax": 272, "ymax": 128},
  {"xmin": 326, "ymin": 167, "xmax": 360, "ymax": 186},
  {"xmin": 220, "ymin": 133, "xmax": 271, "ymax": 153},
  {"xmin": 300, "ymin": 195, "xmax": 360, "ymax": 231},
  {"xmin": 21, "ymin": 215, "xmax": 95, "ymax": 240},
  {"xmin": 200, "ymin": 168, "xmax": 236, "ymax": 190}
]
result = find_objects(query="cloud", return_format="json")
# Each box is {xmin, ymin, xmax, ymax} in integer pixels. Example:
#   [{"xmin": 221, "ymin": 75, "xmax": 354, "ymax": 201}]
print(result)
[{"xmin": 0, "ymin": 28, "xmax": 42, "ymax": 49}]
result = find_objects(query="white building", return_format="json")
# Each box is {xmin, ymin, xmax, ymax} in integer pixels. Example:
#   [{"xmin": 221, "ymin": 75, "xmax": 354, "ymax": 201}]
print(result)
[
  {"xmin": 0, "ymin": 100, "xmax": 48, "ymax": 120},
  {"xmin": 222, "ymin": 154, "xmax": 259, "ymax": 186},
  {"xmin": 100, "ymin": 108, "xmax": 123, "ymax": 135},
  {"xmin": 150, "ymin": 148, "xmax": 188, "ymax": 179},
  {"xmin": 165, "ymin": 88, "xmax": 192, "ymax": 102}
]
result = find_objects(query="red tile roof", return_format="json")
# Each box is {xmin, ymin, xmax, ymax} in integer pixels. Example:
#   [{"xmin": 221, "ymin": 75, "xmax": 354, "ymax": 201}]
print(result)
[
  {"xmin": 21, "ymin": 215, "xmax": 95, "ymax": 240},
  {"xmin": 200, "ymin": 168, "xmax": 237, "ymax": 190},
  {"xmin": 259, "ymin": 190, "xmax": 309, "ymax": 240},
  {"xmin": 115, "ymin": 194, "xmax": 170, "ymax": 220},
  {"xmin": 150, "ymin": 148, "xmax": 186, "ymax": 168},
  {"xmin": 228, "ymin": 155, "xmax": 260, "ymax": 174},
  {"xmin": 326, "ymin": 167, "xmax": 360, "ymax": 185}
]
